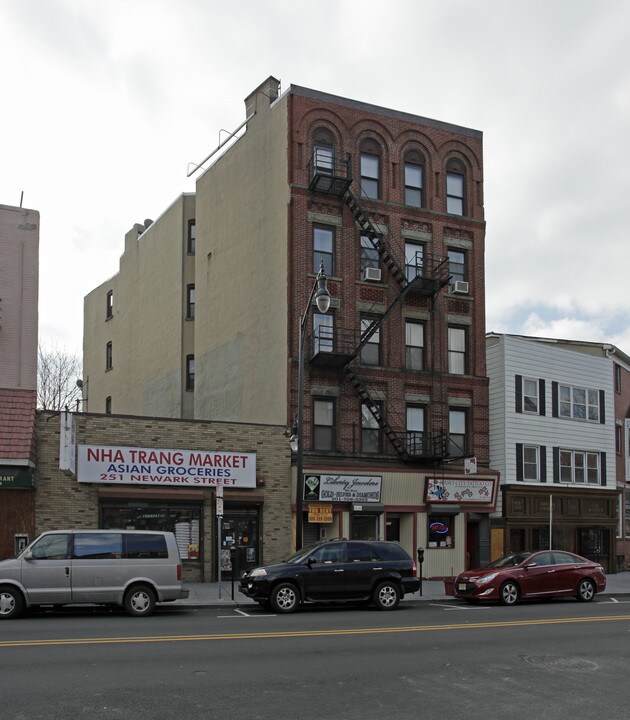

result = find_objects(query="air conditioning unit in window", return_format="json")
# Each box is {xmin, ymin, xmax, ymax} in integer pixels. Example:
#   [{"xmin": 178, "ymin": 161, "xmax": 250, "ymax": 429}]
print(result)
[
  {"xmin": 362, "ymin": 267, "xmax": 382, "ymax": 282},
  {"xmin": 450, "ymin": 280, "xmax": 469, "ymax": 295}
]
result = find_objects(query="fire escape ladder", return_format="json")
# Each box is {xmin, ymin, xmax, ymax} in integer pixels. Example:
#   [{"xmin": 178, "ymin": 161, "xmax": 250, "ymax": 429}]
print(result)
[
  {"xmin": 344, "ymin": 367, "xmax": 409, "ymax": 459},
  {"xmin": 343, "ymin": 190, "xmax": 408, "ymax": 290}
]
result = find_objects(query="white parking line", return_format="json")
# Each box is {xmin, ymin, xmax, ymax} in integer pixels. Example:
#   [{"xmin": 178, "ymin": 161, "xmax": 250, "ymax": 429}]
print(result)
[{"xmin": 432, "ymin": 603, "xmax": 492, "ymax": 610}]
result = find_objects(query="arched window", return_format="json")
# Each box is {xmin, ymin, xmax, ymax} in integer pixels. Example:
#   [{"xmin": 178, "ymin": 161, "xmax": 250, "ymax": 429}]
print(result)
[
  {"xmin": 446, "ymin": 158, "xmax": 465, "ymax": 216},
  {"xmin": 313, "ymin": 127, "xmax": 335, "ymax": 175},
  {"xmin": 404, "ymin": 150, "xmax": 424, "ymax": 208},
  {"xmin": 360, "ymin": 139, "xmax": 382, "ymax": 199}
]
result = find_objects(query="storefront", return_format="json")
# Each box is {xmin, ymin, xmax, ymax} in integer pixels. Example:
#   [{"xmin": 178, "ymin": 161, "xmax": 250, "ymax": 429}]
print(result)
[
  {"xmin": 499, "ymin": 485, "xmax": 618, "ymax": 572},
  {"xmin": 295, "ymin": 467, "xmax": 499, "ymax": 578},
  {"xmin": 31, "ymin": 411, "xmax": 292, "ymax": 581}
]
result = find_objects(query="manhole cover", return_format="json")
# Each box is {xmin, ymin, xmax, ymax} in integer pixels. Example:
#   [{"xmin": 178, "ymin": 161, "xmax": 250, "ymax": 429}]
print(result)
[{"xmin": 521, "ymin": 655, "xmax": 598, "ymax": 672}]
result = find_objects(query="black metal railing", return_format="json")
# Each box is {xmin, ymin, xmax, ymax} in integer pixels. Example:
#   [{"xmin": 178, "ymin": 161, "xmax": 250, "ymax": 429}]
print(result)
[{"xmin": 308, "ymin": 149, "xmax": 353, "ymax": 195}]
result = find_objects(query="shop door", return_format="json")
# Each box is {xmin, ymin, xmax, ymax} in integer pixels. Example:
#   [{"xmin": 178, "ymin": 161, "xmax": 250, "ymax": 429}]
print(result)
[
  {"xmin": 385, "ymin": 517, "xmax": 400, "ymax": 542},
  {"xmin": 351, "ymin": 514, "xmax": 379, "ymax": 540},
  {"xmin": 221, "ymin": 512, "xmax": 259, "ymax": 579}
]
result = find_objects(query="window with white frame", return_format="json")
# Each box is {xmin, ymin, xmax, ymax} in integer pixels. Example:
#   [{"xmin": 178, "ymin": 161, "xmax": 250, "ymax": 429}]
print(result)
[
  {"xmin": 313, "ymin": 312, "xmax": 334, "ymax": 354},
  {"xmin": 405, "ymin": 242, "xmax": 423, "ymax": 281},
  {"xmin": 406, "ymin": 405, "xmax": 425, "ymax": 454},
  {"xmin": 360, "ymin": 152, "xmax": 380, "ymax": 199},
  {"xmin": 404, "ymin": 161, "xmax": 423, "ymax": 207},
  {"xmin": 361, "ymin": 402, "xmax": 382, "ymax": 453},
  {"xmin": 523, "ymin": 445, "xmax": 539, "ymax": 481},
  {"xmin": 360, "ymin": 316, "xmax": 380, "ymax": 366},
  {"xmin": 448, "ymin": 327, "xmax": 466, "ymax": 375},
  {"xmin": 449, "ymin": 409, "xmax": 467, "ymax": 457},
  {"xmin": 523, "ymin": 378, "xmax": 539, "ymax": 414},
  {"xmin": 559, "ymin": 384, "xmax": 599, "ymax": 422},
  {"xmin": 559, "ymin": 449, "xmax": 600, "ymax": 484},
  {"xmin": 448, "ymin": 249, "xmax": 465, "ymax": 284}
]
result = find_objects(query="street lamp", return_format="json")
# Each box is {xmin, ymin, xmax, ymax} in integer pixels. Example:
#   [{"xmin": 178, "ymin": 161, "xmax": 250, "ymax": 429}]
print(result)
[{"xmin": 294, "ymin": 262, "xmax": 331, "ymax": 550}]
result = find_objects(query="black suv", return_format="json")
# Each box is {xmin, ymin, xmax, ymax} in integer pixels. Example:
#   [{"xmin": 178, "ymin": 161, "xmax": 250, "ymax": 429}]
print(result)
[{"xmin": 239, "ymin": 540, "xmax": 420, "ymax": 613}]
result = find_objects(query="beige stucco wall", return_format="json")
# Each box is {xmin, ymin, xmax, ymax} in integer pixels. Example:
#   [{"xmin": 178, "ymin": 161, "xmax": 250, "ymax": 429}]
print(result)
[
  {"xmin": 83, "ymin": 195, "xmax": 195, "ymax": 417},
  {"xmin": 194, "ymin": 88, "xmax": 290, "ymax": 424},
  {"xmin": 0, "ymin": 204, "xmax": 39, "ymax": 390}
]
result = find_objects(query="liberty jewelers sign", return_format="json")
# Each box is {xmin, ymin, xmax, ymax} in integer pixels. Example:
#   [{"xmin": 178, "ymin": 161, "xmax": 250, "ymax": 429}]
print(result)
[{"xmin": 77, "ymin": 445, "xmax": 256, "ymax": 488}]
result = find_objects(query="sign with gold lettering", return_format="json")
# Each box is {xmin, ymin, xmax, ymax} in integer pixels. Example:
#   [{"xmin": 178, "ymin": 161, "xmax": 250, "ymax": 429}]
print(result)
[{"xmin": 0, "ymin": 467, "xmax": 35, "ymax": 489}]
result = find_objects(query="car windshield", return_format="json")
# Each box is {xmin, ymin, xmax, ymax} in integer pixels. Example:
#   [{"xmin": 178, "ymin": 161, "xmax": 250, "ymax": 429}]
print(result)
[
  {"xmin": 488, "ymin": 552, "xmax": 531, "ymax": 568},
  {"xmin": 282, "ymin": 544, "xmax": 323, "ymax": 564}
]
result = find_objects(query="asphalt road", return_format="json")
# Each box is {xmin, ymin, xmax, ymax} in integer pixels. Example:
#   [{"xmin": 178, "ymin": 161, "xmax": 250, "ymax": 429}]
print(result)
[{"xmin": 2, "ymin": 598, "xmax": 630, "ymax": 720}]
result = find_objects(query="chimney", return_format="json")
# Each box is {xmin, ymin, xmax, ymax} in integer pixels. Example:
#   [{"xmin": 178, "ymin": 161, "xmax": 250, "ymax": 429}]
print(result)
[{"xmin": 244, "ymin": 76, "xmax": 280, "ymax": 120}]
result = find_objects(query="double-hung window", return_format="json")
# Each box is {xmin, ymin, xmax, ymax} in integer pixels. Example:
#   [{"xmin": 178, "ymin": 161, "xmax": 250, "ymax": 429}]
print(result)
[
  {"xmin": 360, "ymin": 316, "xmax": 380, "ymax": 365},
  {"xmin": 186, "ymin": 284, "xmax": 195, "ymax": 319},
  {"xmin": 360, "ymin": 235, "xmax": 379, "ymax": 273},
  {"xmin": 559, "ymin": 449, "xmax": 600, "ymax": 484},
  {"xmin": 405, "ymin": 321, "xmax": 424, "ymax": 371},
  {"xmin": 405, "ymin": 242, "xmax": 423, "ymax": 282},
  {"xmin": 313, "ymin": 143, "xmax": 334, "ymax": 175},
  {"xmin": 187, "ymin": 220, "xmax": 196, "ymax": 254},
  {"xmin": 523, "ymin": 378, "xmax": 539, "ymax": 413},
  {"xmin": 313, "ymin": 225, "xmax": 334, "ymax": 276},
  {"xmin": 406, "ymin": 405, "xmax": 425, "ymax": 454},
  {"xmin": 404, "ymin": 162, "xmax": 423, "ymax": 207},
  {"xmin": 186, "ymin": 355, "xmax": 195, "ymax": 391},
  {"xmin": 559, "ymin": 384, "xmax": 599, "ymax": 422},
  {"xmin": 105, "ymin": 342, "xmax": 113, "ymax": 371},
  {"xmin": 448, "ymin": 327, "xmax": 466, "ymax": 375},
  {"xmin": 523, "ymin": 445, "xmax": 540, "ymax": 481},
  {"xmin": 313, "ymin": 312, "xmax": 334, "ymax": 354},
  {"xmin": 313, "ymin": 399, "xmax": 335, "ymax": 451},
  {"xmin": 360, "ymin": 153, "xmax": 380, "ymax": 199},
  {"xmin": 106, "ymin": 290, "xmax": 113, "ymax": 320},
  {"xmin": 449, "ymin": 409, "xmax": 467, "ymax": 457},
  {"xmin": 448, "ymin": 249, "xmax": 465, "ymax": 284},
  {"xmin": 361, "ymin": 402, "xmax": 382, "ymax": 453}
]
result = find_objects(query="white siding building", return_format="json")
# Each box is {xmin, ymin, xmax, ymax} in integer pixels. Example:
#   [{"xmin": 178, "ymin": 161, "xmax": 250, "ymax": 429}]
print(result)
[{"xmin": 487, "ymin": 333, "xmax": 618, "ymax": 572}]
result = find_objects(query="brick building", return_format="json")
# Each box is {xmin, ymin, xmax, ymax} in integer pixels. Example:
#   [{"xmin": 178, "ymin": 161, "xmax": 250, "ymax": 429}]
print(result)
[{"xmin": 84, "ymin": 78, "xmax": 498, "ymax": 576}]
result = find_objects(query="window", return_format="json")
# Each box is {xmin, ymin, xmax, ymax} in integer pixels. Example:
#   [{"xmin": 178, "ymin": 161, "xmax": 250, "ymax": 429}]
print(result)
[
  {"xmin": 449, "ymin": 409, "xmax": 467, "ymax": 457},
  {"xmin": 186, "ymin": 355, "xmax": 195, "ymax": 391},
  {"xmin": 523, "ymin": 378, "xmax": 539, "ymax": 414},
  {"xmin": 187, "ymin": 220, "xmax": 196, "ymax": 254},
  {"xmin": 186, "ymin": 284, "xmax": 195, "ymax": 319},
  {"xmin": 106, "ymin": 290, "xmax": 113, "ymax": 320},
  {"xmin": 361, "ymin": 402, "xmax": 382, "ymax": 453},
  {"xmin": 105, "ymin": 396, "xmax": 112, "ymax": 414},
  {"xmin": 406, "ymin": 405, "xmax": 424, "ymax": 454},
  {"xmin": 446, "ymin": 159, "xmax": 465, "ymax": 215},
  {"xmin": 74, "ymin": 533, "xmax": 123, "ymax": 560},
  {"xmin": 448, "ymin": 249, "xmax": 465, "ymax": 284},
  {"xmin": 360, "ymin": 316, "xmax": 380, "ymax": 365},
  {"xmin": 313, "ymin": 399, "xmax": 335, "ymax": 451},
  {"xmin": 404, "ymin": 162, "xmax": 423, "ymax": 207},
  {"xmin": 405, "ymin": 242, "xmax": 423, "ymax": 281},
  {"xmin": 626, "ymin": 493, "xmax": 630, "ymax": 538},
  {"xmin": 523, "ymin": 445, "xmax": 539, "ymax": 481},
  {"xmin": 30, "ymin": 533, "xmax": 71, "ymax": 560},
  {"xmin": 360, "ymin": 235, "xmax": 379, "ymax": 273},
  {"xmin": 427, "ymin": 515, "xmax": 454, "ymax": 548},
  {"xmin": 616, "ymin": 423, "xmax": 623, "ymax": 455},
  {"xmin": 615, "ymin": 364, "xmax": 622, "ymax": 393},
  {"xmin": 448, "ymin": 327, "xmax": 466, "ymax": 374},
  {"xmin": 313, "ymin": 312, "xmax": 334, "ymax": 353},
  {"xmin": 559, "ymin": 449, "xmax": 600, "ymax": 484},
  {"xmin": 559, "ymin": 384, "xmax": 599, "ymax": 422},
  {"xmin": 360, "ymin": 152, "xmax": 380, "ymax": 199},
  {"xmin": 405, "ymin": 320, "xmax": 424, "ymax": 371},
  {"xmin": 313, "ymin": 142, "xmax": 334, "ymax": 174},
  {"xmin": 105, "ymin": 341, "xmax": 113, "ymax": 371},
  {"xmin": 313, "ymin": 225, "xmax": 334, "ymax": 276}
]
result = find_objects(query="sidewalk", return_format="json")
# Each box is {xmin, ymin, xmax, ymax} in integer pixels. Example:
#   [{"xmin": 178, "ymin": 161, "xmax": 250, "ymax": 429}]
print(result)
[{"xmin": 162, "ymin": 572, "xmax": 630, "ymax": 609}]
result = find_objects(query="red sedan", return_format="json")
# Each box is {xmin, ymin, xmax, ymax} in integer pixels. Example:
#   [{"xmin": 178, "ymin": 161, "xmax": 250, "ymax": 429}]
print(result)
[{"xmin": 454, "ymin": 550, "xmax": 606, "ymax": 606}]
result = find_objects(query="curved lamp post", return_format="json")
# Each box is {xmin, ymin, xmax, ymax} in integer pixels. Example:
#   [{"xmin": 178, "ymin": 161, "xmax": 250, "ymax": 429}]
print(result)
[{"xmin": 293, "ymin": 262, "xmax": 331, "ymax": 550}]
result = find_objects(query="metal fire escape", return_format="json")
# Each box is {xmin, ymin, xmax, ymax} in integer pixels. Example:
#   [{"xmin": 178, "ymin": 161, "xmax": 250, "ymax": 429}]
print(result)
[{"xmin": 306, "ymin": 150, "xmax": 451, "ymax": 463}]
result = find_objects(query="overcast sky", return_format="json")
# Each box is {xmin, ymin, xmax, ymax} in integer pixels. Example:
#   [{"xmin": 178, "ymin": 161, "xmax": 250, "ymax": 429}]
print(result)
[{"xmin": 2, "ymin": 0, "xmax": 629, "ymax": 360}]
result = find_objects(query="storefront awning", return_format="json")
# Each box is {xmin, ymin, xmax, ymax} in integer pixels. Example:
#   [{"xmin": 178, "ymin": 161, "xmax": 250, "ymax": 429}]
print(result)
[{"xmin": 427, "ymin": 503, "xmax": 460, "ymax": 516}]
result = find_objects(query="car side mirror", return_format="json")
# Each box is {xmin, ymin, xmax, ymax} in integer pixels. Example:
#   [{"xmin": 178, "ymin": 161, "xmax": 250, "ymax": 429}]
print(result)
[
  {"xmin": 525, "ymin": 562, "xmax": 537, "ymax": 569},
  {"xmin": 307, "ymin": 557, "xmax": 316, "ymax": 567},
  {"xmin": 23, "ymin": 550, "xmax": 33, "ymax": 561}
]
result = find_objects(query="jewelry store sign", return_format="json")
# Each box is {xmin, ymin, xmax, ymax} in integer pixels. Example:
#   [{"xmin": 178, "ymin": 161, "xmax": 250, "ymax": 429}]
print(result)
[
  {"xmin": 77, "ymin": 445, "xmax": 256, "ymax": 488},
  {"xmin": 425, "ymin": 477, "xmax": 494, "ymax": 504},
  {"xmin": 303, "ymin": 475, "xmax": 382, "ymax": 503}
]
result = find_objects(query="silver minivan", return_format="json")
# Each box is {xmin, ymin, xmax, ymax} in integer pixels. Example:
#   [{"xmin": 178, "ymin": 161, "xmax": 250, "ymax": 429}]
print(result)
[{"xmin": 0, "ymin": 529, "xmax": 189, "ymax": 619}]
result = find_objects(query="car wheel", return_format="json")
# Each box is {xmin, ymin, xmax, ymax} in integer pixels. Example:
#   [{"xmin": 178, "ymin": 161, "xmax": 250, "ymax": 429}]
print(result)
[
  {"xmin": 576, "ymin": 578, "xmax": 595, "ymax": 602},
  {"xmin": 373, "ymin": 581, "xmax": 400, "ymax": 611},
  {"xmin": 124, "ymin": 584, "xmax": 156, "ymax": 617},
  {"xmin": 0, "ymin": 586, "xmax": 24, "ymax": 620},
  {"xmin": 499, "ymin": 581, "xmax": 519, "ymax": 606},
  {"xmin": 270, "ymin": 583, "xmax": 299, "ymax": 613}
]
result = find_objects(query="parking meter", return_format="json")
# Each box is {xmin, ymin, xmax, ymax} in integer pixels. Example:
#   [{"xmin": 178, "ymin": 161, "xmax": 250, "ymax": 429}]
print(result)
[{"xmin": 417, "ymin": 547, "xmax": 425, "ymax": 596}]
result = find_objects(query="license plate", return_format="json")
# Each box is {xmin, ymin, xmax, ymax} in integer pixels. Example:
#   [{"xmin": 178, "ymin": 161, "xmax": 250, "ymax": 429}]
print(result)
[{"xmin": 457, "ymin": 583, "xmax": 467, "ymax": 591}]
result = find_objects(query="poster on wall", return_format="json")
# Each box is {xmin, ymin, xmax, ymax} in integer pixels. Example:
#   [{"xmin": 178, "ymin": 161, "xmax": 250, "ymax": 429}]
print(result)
[{"xmin": 77, "ymin": 444, "xmax": 256, "ymax": 488}]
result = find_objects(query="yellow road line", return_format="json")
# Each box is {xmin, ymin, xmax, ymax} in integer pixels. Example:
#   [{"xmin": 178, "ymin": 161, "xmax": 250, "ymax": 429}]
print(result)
[{"xmin": 1, "ymin": 615, "xmax": 630, "ymax": 648}]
